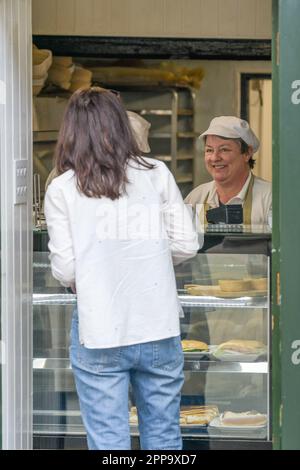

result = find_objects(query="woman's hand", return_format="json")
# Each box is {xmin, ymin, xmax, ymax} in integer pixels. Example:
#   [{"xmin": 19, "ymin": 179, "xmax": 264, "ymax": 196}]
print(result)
[{"xmin": 70, "ymin": 282, "xmax": 77, "ymax": 294}]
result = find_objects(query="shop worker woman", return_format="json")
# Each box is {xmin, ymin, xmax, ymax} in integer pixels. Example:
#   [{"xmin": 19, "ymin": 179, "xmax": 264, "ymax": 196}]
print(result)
[
  {"xmin": 45, "ymin": 87, "xmax": 199, "ymax": 450},
  {"xmin": 185, "ymin": 116, "xmax": 272, "ymax": 227}
]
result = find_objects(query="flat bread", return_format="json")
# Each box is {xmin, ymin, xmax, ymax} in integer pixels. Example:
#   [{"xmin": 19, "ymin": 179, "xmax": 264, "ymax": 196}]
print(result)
[
  {"xmin": 220, "ymin": 411, "xmax": 267, "ymax": 426},
  {"xmin": 216, "ymin": 339, "xmax": 266, "ymax": 354},
  {"xmin": 181, "ymin": 340, "xmax": 209, "ymax": 352}
]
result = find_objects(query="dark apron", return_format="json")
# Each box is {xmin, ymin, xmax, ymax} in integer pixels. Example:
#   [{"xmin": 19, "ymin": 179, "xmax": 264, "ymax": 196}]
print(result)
[{"xmin": 202, "ymin": 173, "xmax": 254, "ymax": 226}]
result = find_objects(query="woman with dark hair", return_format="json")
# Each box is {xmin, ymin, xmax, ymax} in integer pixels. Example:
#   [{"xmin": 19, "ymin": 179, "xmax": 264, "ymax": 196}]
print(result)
[{"xmin": 45, "ymin": 87, "xmax": 198, "ymax": 450}]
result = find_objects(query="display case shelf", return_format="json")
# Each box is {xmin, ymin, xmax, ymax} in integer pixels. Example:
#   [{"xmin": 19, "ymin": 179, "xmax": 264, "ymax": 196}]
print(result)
[
  {"xmin": 33, "ymin": 292, "xmax": 268, "ymax": 308},
  {"xmin": 130, "ymin": 109, "xmax": 193, "ymax": 116},
  {"xmin": 32, "ymin": 230, "xmax": 272, "ymax": 448},
  {"xmin": 33, "ymin": 357, "xmax": 268, "ymax": 374},
  {"xmin": 178, "ymin": 294, "xmax": 268, "ymax": 309},
  {"xmin": 33, "ymin": 293, "xmax": 76, "ymax": 305},
  {"xmin": 183, "ymin": 360, "xmax": 268, "ymax": 374}
]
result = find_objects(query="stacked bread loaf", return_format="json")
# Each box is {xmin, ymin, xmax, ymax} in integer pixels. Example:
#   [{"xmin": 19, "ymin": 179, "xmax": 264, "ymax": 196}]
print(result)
[
  {"xmin": 32, "ymin": 45, "xmax": 52, "ymax": 96},
  {"xmin": 47, "ymin": 56, "xmax": 74, "ymax": 90},
  {"xmin": 69, "ymin": 65, "xmax": 92, "ymax": 92}
]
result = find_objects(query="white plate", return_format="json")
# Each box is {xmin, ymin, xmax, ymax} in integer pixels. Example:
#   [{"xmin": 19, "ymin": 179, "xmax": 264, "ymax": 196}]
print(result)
[
  {"xmin": 180, "ymin": 423, "xmax": 208, "ymax": 428},
  {"xmin": 209, "ymin": 416, "xmax": 267, "ymax": 430},
  {"xmin": 183, "ymin": 345, "xmax": 220, "ymax": 359},
  {"xmin": 183, "ymin": 348, "xmax": 214, "ymax": 359}
]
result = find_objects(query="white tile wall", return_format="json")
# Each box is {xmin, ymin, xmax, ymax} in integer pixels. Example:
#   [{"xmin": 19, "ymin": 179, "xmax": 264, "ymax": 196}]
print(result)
[
  {"xmin": 32, "ymin": 0, "xmax": 272, "ymax": 39},
  {"xmin": 218, "ymin": 0, "xmax": 238, "ymax": 38},
  {"xmin": 237, "ymin": 0, "xmax": 256, "ymax": 38}
]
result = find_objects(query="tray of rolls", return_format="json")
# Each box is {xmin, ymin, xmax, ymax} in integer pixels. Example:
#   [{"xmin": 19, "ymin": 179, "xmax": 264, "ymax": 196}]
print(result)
[
  {"xmin": 184, "ymin": 278, "xmax": 267, "ymax": 298},
  {"xmin": 181, "ymin": 339, "xmax": 267, "ymax": 362},
  {"xmin": 129, "ymin": 405, "xmax": 219, "ymax": 427},
  {"xmin": 129, "ymin": 406, "xmax": 267, "ymax": 430}
]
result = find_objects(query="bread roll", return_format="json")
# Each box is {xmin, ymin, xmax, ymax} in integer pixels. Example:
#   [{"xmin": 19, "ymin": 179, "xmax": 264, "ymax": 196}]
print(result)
[
  {"xmin": 247, "ymin": 277, "xmax": 268, "ymax": 291},
  {"xmin": 220, "ymin": 411, "xmax": 267, "ymax": 426},
  {"xmin": 216, "ymin": 339, "xmax": 266, "ymax": 354}
]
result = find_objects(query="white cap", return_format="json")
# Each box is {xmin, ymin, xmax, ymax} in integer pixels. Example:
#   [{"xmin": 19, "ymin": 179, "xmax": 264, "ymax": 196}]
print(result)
[
  {"xmin": 127, "ymin": 111, "xmax": 151, "ymax": 153},
  {"xmin": 200, "ymin": 116, "xmax": 260, "ymax": 153}
]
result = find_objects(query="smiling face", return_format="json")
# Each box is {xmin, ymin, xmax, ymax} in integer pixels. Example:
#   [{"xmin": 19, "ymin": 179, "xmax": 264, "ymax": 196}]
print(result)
[{"xmin": 204, "ymin": 135, "xmax": 251, "ymax": 186}]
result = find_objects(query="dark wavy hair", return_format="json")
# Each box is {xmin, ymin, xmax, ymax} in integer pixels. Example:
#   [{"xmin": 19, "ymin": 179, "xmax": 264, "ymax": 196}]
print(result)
[{"xmin": 54, "ymin": 87, "xmax": 155, "ymax": 199}]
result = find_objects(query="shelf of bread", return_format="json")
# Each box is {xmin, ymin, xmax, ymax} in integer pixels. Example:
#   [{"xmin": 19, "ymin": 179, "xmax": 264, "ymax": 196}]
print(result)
[
  {"xmin": 129, "ymin": 406, "xmax": 267, "ymax": 438},
  {"xmin": 181, "ymin": 339, "xmax": 268, "ymax": 372},
  {"xmin": 184, "ymin": 278, "xmax": 268, "ymax": 299}
]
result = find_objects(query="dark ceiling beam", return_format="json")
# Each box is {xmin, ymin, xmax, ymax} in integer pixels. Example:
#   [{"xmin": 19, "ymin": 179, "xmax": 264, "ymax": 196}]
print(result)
[{"xmin": 33, "ymin": 36, "xmax": 271, "ymax": 60}]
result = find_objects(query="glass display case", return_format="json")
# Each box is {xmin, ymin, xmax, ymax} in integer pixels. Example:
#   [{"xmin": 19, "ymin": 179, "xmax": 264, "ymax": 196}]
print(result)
[{"xmin": 33, "ymin": 229, "xmax": 272, "ymax": 450}]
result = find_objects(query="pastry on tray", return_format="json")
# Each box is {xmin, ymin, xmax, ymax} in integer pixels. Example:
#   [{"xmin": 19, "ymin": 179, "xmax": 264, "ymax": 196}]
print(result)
[
  {"xmin": 180, "ymin": 405, "xmax": 219, "ymax": 426},
  {"xmin": 220, "ymin": 410, "xmax": 267, "ymax": 427},
  {"xmin": 214, "ymin": 339, "xmax": 267, "ymax": 355},
  {"xmin": 214, "ymin": 339, "xmax": 267, "ymax": 358},
  {"xmin": 218, "ymin": 279, "xmax": 253, "ymax": 292},
  {"xmin": 181, "ymin": 339, "xmax": 209, "ymax": 352},
  {"xmin": 246, "ymin": 277, "xmax": 268, "ymax": 291}
]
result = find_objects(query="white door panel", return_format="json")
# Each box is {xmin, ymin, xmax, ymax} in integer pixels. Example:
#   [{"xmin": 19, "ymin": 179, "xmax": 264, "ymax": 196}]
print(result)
[{"xmin": 0, "ymin": 0, "xmax": 32, "ymax": 450}]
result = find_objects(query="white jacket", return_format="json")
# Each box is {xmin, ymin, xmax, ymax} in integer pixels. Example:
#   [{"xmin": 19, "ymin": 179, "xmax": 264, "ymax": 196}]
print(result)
[{"xmin": 45, "ymin": 159, "xmax": 199, "ymax": 348}]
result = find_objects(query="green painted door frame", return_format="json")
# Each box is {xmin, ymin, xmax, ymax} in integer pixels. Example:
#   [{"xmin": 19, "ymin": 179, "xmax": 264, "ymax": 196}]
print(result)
[{"xmin": 272, "ymin": 0, "xmax": 300, "ymax": 450}]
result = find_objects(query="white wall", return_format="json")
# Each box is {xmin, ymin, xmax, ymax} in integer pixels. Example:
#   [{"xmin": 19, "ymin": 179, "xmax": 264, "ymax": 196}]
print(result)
[
  {"xmin": 250, "ymin": 79, "xmax": 272, "ymax": 182},
  {"xmin": 181, "ymin": 60, "xmax": 272, "ymax": 185},
  {"xmin": 32, "ymin": 0, "xmax": 272, "ymax": 38}
]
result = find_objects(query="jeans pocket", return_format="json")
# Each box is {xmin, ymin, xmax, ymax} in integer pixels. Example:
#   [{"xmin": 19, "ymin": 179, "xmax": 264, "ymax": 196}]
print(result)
[
  {"xmin": 69, "ymin": 311, "xmax": 122, "ymax": 373},
  {"xmin": 152, "ymin": 336, "xmax": 183, "ymax": 371},
  {"xmin": 77, "ymin": 344, "xmax": 122, "ymax": 373}
]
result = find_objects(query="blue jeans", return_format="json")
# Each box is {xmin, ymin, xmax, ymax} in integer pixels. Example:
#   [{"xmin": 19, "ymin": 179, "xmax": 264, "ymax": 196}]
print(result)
[{"xmin": 69, "ymin": 310, "xmax": 184, "ymax": 450}]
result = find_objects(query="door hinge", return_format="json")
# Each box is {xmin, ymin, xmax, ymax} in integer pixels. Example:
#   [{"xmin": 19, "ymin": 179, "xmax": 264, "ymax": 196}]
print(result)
[
  {"xmin": 276, "ymin": 32, "xmax": 280, "ymax": 66},
  {"xmin": 276, "ymin": 272, "xmax": 281, "ymax": 305}
]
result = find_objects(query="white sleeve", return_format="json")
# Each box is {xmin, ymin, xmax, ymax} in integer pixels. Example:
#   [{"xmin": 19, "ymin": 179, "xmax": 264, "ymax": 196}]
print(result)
[
  {"xmin": 159, "ymin": 164, "xmax": 199, "ymax": 265},
  {"xmin": 44, "ymin": 182, "xmax": 75, "ymax": 287}
]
